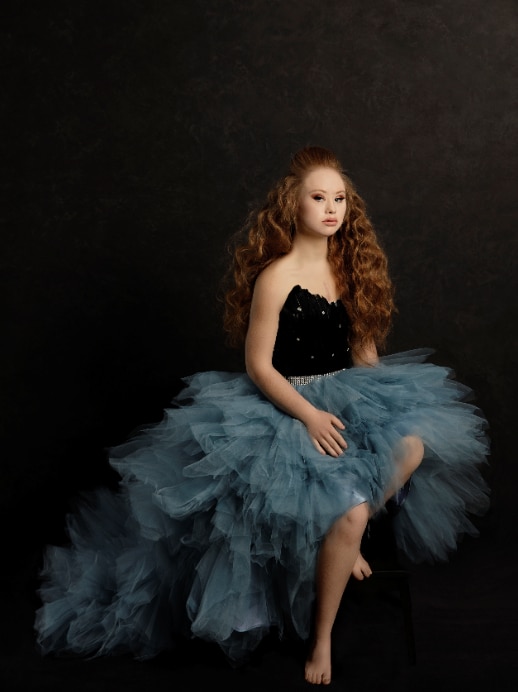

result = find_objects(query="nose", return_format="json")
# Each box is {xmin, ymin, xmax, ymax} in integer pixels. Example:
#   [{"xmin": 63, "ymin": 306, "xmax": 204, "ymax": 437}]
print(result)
[{"xmin": 326, "ymin": 200, "xmax": 335, "ymax": 214}]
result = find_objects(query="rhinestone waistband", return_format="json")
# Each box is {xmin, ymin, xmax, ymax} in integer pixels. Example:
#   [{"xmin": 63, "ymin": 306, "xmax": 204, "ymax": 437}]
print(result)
[{"xmin": 286, "ymin": 368, "xmax": 346, "ymax": 386}]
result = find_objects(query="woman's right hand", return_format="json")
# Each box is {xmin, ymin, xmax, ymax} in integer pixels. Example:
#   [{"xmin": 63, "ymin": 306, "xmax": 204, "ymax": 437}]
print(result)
[{"xmin": 303, "ymin": 409, "xmax": 347, "ymax": 457}]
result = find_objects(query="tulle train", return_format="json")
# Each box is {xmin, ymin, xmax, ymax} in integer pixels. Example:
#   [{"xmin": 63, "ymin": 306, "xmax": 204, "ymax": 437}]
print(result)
[{"xmin": 35, "ymin": 349, "xmax": 490, "ymax": 662}]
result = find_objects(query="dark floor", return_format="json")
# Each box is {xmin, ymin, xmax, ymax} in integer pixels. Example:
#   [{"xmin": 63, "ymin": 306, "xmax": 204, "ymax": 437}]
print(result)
[{"xmin": 2, "ymin": 529, "xmax": 517, "ymax": 692}]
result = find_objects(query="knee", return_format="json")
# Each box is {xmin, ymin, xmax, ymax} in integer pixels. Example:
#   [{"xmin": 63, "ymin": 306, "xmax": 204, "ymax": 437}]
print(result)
[
  {"xmin": 401, "ymin": 435, "xmax": 424, "ymax": 476},
  {"xmin": 330, "ymin": 502, "xmax": 369, "ymax": 542}
]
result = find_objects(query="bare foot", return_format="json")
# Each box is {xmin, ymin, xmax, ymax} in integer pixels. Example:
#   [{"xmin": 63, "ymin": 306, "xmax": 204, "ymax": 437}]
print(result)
[
  {"xmin": 305, "ymin": 636, "xmax": 332, "ymax": 685},
  {"xmin": 351, "ymin": 552, "xmax": 372, "ymax": 580}
]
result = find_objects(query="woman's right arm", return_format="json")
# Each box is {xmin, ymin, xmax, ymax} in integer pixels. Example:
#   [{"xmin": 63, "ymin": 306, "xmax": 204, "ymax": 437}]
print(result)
[{"xmin": 245, "ymin": 270, "xmax": 347, "ymax": 457}]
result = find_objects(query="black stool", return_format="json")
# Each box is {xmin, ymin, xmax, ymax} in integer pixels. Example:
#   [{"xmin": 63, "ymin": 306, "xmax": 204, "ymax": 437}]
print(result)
[
  {"xmin": 329, "ymin": 507, "xmax": 416, "ymax": 688},
  {"xmin": 333, "ymin": 478, "xmax": 417, "ymax": 671},
  {"xmin": 357, "ymin": 507, "xmax": 417, "ymax": 665}
]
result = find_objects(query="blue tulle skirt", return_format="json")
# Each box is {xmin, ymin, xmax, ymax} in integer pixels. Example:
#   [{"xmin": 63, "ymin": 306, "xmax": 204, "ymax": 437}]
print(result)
[{"xmin": 35, "ymin": 349, "xmax": 490, "ymax": 662}]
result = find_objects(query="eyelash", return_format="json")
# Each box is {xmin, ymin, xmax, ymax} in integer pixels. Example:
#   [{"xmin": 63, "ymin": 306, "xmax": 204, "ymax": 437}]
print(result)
[{"xmin": 313, "ymin": 195, "xmax": 345, "ymax": 203}]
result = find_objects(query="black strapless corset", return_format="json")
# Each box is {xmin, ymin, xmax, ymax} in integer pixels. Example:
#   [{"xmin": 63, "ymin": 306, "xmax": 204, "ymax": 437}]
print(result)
[{"xmin": 272, "ymin": 285, "xmax": 352, "ymax": 377}]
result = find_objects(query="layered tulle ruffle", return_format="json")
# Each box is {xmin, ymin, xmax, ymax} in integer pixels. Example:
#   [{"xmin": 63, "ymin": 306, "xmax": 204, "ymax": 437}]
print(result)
[{"xmin": 35, "ymin": 349, "xmax": 490, "ymax": 662}]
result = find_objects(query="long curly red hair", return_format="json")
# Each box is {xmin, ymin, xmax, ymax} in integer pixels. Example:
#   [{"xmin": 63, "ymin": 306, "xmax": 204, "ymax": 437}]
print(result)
[{"xmin": 222, "ymin": 146, "xmax": 396, "ymax": 351}]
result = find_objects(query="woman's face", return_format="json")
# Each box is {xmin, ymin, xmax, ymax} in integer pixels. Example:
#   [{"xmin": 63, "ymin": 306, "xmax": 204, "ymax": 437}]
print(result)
[{"xmin": 297, "ymin": 167, "xmax": 347, "ymax": 238}]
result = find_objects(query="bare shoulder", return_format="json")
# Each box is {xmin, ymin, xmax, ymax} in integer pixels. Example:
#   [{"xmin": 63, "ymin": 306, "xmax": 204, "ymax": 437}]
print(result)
[{"xmin": 253, "ymin": 258, "xmax": 296, "ymax": 312}]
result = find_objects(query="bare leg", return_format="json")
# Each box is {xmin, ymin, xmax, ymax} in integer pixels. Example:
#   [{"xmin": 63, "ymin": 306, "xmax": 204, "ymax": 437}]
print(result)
[
  {"xmin": 304, "ymin": 502, "xmax": 370, "ymax": 685},
  {"xmin": 352, "ymin": 436, "xmax": 424, "ymax": 581},
  {"xmin": 304, "ymin": 436, "xmax": 425, "ymax": 685},
  {"xmin": 385, "ymin": 435, "xmax": 424, "ymax": 502}
]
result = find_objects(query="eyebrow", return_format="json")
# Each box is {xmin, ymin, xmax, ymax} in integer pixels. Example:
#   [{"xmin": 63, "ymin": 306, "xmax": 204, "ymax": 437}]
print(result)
[{"xmin": 309, "ymin": 188, "xmax": 346, "ymax": 194}]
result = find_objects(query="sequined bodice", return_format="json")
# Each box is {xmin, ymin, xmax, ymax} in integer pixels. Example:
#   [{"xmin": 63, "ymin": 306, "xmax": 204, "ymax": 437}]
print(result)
[{"xmin": 272, "ymin": 285, "xmax": 352, "ymax": 377}]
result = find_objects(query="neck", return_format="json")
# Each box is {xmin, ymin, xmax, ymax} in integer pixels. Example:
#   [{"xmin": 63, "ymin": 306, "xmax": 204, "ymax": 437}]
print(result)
[{"xmin": 290, "ymin": 234, "xmax": 329, "ymax": 262}]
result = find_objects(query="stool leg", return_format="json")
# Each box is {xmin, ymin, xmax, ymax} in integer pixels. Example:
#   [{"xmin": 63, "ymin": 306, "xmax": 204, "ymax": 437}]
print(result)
[{"xmin": 399, "ymin": 577, "xmax": 417, "ymax": 665}]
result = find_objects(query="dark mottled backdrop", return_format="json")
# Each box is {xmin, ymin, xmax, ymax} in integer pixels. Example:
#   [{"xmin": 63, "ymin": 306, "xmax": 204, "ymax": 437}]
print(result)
[{"xmin": 2, "ymin": 0, "xmax": 517, "ymax": 559}]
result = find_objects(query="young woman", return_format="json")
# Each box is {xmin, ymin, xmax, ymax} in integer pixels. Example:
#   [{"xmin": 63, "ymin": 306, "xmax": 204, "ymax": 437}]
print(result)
[{"xmin": 36, "ymin": 146, "xmax": 490, "ymax": 685}]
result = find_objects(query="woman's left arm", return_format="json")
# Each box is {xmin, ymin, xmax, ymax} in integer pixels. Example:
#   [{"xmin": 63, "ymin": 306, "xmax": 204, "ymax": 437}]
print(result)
[{"xmin": 351, "ymin": 340, "xmax": 379, "ymax": 367}]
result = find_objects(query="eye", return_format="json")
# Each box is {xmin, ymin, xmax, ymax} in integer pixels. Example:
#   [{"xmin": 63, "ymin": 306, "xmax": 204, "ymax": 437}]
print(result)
[
  {"xmin": 312, "ymin": 195, "xmax": 324, "ymax": 202},
  {"xmin": 335, "ymin": 196, "xmax": 345, "ymax": 203}
]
